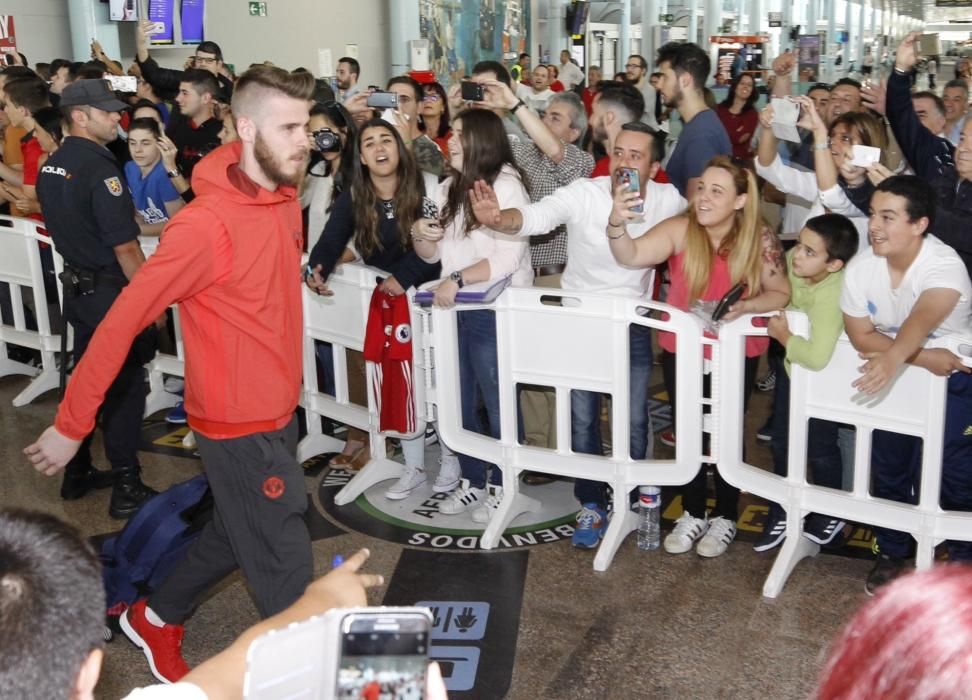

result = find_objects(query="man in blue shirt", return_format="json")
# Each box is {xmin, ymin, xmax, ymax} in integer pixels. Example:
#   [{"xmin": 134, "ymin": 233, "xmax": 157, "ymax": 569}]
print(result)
[{"xmin": 657, "ymin": 42, "xmax": 732, "ymax": 198}]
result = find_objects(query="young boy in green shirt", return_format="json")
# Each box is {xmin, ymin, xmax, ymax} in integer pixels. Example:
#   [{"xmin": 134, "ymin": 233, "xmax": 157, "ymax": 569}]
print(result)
[{"xmin": 753, "ymin": 213, "xmax": 859, "ymax": 552}]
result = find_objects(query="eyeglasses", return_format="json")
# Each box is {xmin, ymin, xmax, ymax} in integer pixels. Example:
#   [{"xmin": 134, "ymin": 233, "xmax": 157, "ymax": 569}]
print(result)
[
  {"xmin": 624, "ymin": 63, "xmax": 642, "ymax": 70},
  {"xmin": 194, "ymin": 56, "xmax": 218, "ymax": 65},
  {"xmin": 423, "ymin": 93, "xmax": 441, "ymax": 102}
]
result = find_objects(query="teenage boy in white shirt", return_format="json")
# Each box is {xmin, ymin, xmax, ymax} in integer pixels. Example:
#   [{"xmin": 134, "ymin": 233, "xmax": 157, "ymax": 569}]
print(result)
[{"xmin": 841, "ymin": 175, "xmax": 972, "ymax": 596}]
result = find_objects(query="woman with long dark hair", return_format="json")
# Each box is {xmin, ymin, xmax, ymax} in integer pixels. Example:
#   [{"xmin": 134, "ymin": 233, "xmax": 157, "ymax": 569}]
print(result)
[
  {"xmin": 607, "ymin": 155, "xmax": 790, "ymax": 558},
  {"xmin": 715, "ymin": 72, "xmax": 759, "ymax": 162},
  {"xmin": 412, "ymin": 108, "xmax": 533, "ymax": 524},
  {"xmin": 302, "ymin": 101, "xmax": 356, "ymax": 250},
  {"xmin": 419, "ymin": 81, "xmax": 451, "ymax": 159},
  {"xmin": 306, "ymin": 119, "xmax": 446, "ymax": 496}
]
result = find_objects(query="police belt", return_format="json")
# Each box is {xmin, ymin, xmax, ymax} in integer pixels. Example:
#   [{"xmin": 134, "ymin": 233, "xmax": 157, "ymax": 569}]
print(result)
[{"xmin": 59, "ymin": 263, "xmax": 128, "ymax": 298}]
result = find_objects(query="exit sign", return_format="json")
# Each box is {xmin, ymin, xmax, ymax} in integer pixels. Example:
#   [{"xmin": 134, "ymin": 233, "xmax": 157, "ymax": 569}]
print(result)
[{"xmin": 248, "ymin": 1, "xmax": 267, "ymax": 16}]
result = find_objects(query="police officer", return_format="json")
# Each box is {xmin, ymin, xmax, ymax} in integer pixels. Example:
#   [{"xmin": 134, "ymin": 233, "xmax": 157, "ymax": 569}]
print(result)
[{"xmin": 36, "ymin": 79, "xmax": 158, "ymax": 518}]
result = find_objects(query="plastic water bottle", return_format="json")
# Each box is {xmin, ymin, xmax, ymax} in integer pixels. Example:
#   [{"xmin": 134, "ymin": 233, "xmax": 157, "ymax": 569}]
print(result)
[{"xmin": 637, "ymin": 486, "xmax": 661, "ymax": 550}]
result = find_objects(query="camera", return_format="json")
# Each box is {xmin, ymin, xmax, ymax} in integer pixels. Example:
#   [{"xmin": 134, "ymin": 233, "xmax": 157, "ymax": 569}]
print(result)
[
  {"xmin": 366, "ymin": 91, "xmax": 399, "ymax": 109},
  {"xmin": 461, "ymin": 81, "xmax": 485, "ymax": 102},
  {"xmin": 313, "ymin": 128, "xmax": 341, "ymax": 153}
]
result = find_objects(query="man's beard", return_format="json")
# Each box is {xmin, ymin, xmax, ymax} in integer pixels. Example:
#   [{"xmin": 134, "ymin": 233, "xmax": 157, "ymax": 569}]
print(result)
[
  {"xmin": 592, "ymin": 122, "xmax": 608, "ymax": 146},
  {"xmin": 255, "ymin": 131, "xmax": 306, "ymax": 187}
]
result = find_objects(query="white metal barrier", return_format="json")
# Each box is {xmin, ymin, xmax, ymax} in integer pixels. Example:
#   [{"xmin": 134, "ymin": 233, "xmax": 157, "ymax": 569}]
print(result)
[
  {"xmin": 0, "ymin": 216, "xmax": 67, "ymax": 406},
  {"xmin": 717, "ymin": 312, "xmax": 972, "ymax": 598},
  {"xmin": 138, "ymin": 236, "xmax": 186, "ymax": 418},
  {"xmin": 430, "ymin": 288, "xmax": 707, "ymax": 570},
  {"xmin": 299, "ymin": 263, "xmax": 432, "ymax": 505}
]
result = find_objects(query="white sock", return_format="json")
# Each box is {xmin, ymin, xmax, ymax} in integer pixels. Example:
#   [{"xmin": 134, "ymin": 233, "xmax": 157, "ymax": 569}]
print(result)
[
  {"xmin": 401, "ymin": 435, "xmax": 425, "ymax": 471},
  {"xmin": 145, "ymin": 605, "xmax": 166, "ymax": 627}
]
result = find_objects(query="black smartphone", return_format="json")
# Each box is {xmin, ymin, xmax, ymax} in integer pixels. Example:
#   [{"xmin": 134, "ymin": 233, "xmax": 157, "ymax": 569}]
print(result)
[
  {"xmin": 712, "ymin": 282, "xmax": 746, "ymax": 322},
  {"xmin": 367, "ymin": 91, "xmax": 399, "ymax": 109},
  {"xmin": 336, "ymin": 610, "xmax": 431, "ymax": 699},
  {"xmin": 461, "ymin": 80, "xmax": 485, "ymax": 102}
]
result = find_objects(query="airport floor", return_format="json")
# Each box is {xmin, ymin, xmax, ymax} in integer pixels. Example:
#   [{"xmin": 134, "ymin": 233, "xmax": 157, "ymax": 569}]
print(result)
[{"xmin": 0, "ymin": 364, "xmax": 877, "ymax": 700}]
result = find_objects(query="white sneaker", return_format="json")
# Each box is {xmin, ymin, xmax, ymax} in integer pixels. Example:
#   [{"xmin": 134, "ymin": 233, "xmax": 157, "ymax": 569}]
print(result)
[
  {"xmin": 663, "ymin": 511, "xmax": 709, "ymax": 554},
  {"xmin": 696, "ymin": 516, "xmax": 737, "ymax": 558},
  {"xmin": 472, "ymin": 484, "xmax": 503, "ymax": 524},
  {"xmin": 432, "ymin": 453, "xmax": 461, "ymax": 493},
  {"xmin": 163, "ymin": 377, "xmax": 185, "ymax": 394},
  {"xmin": 383, "ymin": 465, "xmax": 427, "ymax": 500},
  {"xmin": 438, "ymin": 479, "xmax": 486, "ymax": 515}
]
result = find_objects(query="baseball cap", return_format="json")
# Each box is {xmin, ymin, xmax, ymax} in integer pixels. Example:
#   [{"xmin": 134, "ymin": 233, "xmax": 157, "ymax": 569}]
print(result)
[{"xmin": 59, "ymin": 79, "xmax": 128, "ymax": 112}]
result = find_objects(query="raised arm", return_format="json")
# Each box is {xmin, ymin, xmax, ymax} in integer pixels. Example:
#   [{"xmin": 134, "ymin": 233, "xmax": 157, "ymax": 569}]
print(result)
[{"xmin": 606, "ymin": 176, "xmax": 682, "ymax": 267}]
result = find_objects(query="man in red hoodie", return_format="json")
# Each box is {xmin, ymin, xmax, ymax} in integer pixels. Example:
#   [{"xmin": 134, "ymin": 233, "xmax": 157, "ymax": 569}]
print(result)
[{"xmin": 24, "ymin": 65, "xmax": 315, "ymax": 683}]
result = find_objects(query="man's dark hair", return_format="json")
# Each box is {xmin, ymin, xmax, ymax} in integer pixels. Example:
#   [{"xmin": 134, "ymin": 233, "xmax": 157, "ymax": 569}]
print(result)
[
  {"xmin": 386, "ymin": 75, "xmax": 422, "ymax": 102},
  {"xmin": 620, "ymin": 121, "xmax": 665, "ymax": 164},
  {"xmin": 807, "ymin": 82, "xmax": 831, "ymax": 95},
  {"xmin": 0, "ymin": 509, "xmax": 105, "ymax": 699},
  {"xmin": 804, "ymin": 213, "xmax": 859, "ymax": 264},
  {"xmin": 472, "ymin": 60, "xmax": 511, "ymax": 87},
  {"xmin": 77, "ymin": 61, "xmax": 107, "ymax": 80},
  {"xmin": 945, "ymin": 78, "xmax": 969, "ymax": 94},
  {"xmin": 128, "ymin": 116, "xmax": 162, "ymax": 138},
  {"xmin": 338, "ymin": 56, "xmax": 360, "ymax": 78},
  {"xmin": 196, "ymin": 40, "xmax": 223, "ymax": 62},
  {"xmin": 181, "ymin": 68, "xmax": 221, "ymax": 99},
  {"xmin": 833, "ymin": 77, "xmax": 862, "ymax": 91},
  {"xmin": 312, "ymin": 78, "xmax": 335, "ymax": 104},
  {"xmin": 629, "ymin": 54, "xmax": 648, "ymax": 70},
  {"xmin": 875, "ymin": 175, "xmax": 936, "ymax": 232},
  {"xmin": 3, "ymin": 76, "xmax": 50, "ymax": 114},
  {"xmin": 130, "ymin": 98, "xmax": 164, "ymax": 120},
  {"xmin": 656, "ymin": 42, "xmax": 710, "ymax": 91},
  {"xmin": 595, "ymin": 80, "xmax": 645, "ymax": 122},
  {"xmin": 912, "ymin": 90, "xmax": 946, "ymax": 118},
  {"xmin": 519, "ymin": 52, "xmax": 530, "ymax": 61},
  {"xmin": 49, "ymin": 58, "xmax": 73, "ymax": 78},
  {"xmin": 34, "ymin": 62, "xmax": 51, "ymax": 81},
  {"xmin": 0, "ymin": 65, "xmax": 36, "ymax": 80},
  {"xmin": 33, "ymin": 106, "xmax": 64, "ymax": 144}
]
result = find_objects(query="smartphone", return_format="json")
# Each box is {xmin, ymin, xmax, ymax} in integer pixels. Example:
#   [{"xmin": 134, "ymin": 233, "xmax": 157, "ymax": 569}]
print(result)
[
  {"xmin": 336, "ymin": 609, "xmax": 431, "ymax": 699},
  {"xmin": 106, "ymin": 75, "xmax": 138, "ymax": 92},
  {"xmin": 147, "ymin": 21, "xmax": 166, "ymax": 35},
  {"xmin": 712, "ymin": 282, "xmax": 746, "ymax": 322},
  {"xmin": 367, "ymin": 91, "xmax": 399, "ymax": 109},
  {"xmin": 461, "ymin": 80, "xmax": 485, "ymax": 102},
  {"xmin": 616, "ymin": 167, "xmax": 643, "ymax": 214}
]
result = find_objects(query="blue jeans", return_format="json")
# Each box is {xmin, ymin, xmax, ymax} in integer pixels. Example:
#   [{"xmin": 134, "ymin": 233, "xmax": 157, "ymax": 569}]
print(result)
[
  {"xmin": 766, "ymin": 366, "xmax": 844, "ymax": 521},
  {"xmin": 314, "ymin": 342, "xmax": 336, "ymax": 396},
  {"xmin": 571, "ymin": 325, "xmax": 654, "ymax": 508},
  {"xmin": 457, "ymin": 310, "xmax": 503, "ymax": 489},
  {"xmin": 872, "ymin": 372, "xmax": 972, "ymax": 560}
]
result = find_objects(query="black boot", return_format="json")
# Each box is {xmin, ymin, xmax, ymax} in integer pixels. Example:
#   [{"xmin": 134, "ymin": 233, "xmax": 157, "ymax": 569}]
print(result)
[
  {"xmin": 60, "ymin": 463, "xmax": 115, "ymax": 501},
  {"xmin": 109, "ymin": 466, "xmax": 159, "ymax": 519}
]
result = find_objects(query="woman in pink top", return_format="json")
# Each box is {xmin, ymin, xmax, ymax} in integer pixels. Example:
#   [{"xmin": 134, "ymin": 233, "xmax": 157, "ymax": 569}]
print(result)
[{"xmin": 606, "ymin": 155, "xmax": 790, "ymax": 558}]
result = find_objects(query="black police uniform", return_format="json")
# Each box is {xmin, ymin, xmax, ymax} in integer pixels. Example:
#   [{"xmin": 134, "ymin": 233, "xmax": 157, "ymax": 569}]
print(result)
[{"xmin": 36, "ymin": 135, "xmax": 158, "ymax": 517}]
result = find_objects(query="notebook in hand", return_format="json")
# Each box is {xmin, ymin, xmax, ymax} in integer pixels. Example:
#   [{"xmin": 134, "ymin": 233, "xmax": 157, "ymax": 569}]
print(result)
[{"xmin": 414, "ymin": 275, "xmax": 512, "ymax": 305}]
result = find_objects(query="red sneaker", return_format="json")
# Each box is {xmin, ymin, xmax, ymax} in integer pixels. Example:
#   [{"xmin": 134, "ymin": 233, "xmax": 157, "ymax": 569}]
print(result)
[
  {"xmin": 660, "ymin": 430, "xmax": 676, "ymax": 448},
  {"xmin": 120, "ymin": 599, "xmax": 190, "ymax": 683}
]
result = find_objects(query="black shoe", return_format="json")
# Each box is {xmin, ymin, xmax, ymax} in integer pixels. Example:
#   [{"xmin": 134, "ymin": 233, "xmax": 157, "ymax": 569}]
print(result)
[
  {"xmin": 803, "ymin": 513, "xmax": 846, "ymax": 546},
  {"xmin": 109, "ymin": 469, "xmax": 159, "ymax": 519},
  {"xmin": 521, "ymin": 471, "xmax": 558, "ymax": 486},
  {"xmin": 865, "ymin": 553, "xmax": 906, "ymax": 596},
  {"xmin": 60, "ymin": 466, "xmax": 114, "ymax": 501},
  {"xmin": 753, "ymin": 514, "xmax": 787, "ymax": 552}
]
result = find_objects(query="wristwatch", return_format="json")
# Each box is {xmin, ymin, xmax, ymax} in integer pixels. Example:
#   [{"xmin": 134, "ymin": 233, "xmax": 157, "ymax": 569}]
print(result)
[
  {"xmin": 511, "ymin": 99, "xmax": 527, "ymax": 114},
  {"xmin": 449, "ymin": 270, "xmax": 465, "ymax": 288},
  {"xmin": 166, "ymin": 168, "xmax": 181, "ymax": 179}
]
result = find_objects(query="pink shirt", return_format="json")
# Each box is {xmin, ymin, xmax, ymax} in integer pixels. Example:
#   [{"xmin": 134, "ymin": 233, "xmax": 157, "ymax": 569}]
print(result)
[{"xmin": 659, "ymin": 248, "xmax": 769, "ymax": 358}]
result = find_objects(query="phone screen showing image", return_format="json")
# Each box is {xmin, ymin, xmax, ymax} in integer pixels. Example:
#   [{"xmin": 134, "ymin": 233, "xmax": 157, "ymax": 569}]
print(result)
[
  {"xmin": 336, "ymin": 620, "xmax": 429, "ymax": 699},
  {"xmin": 617, "ymin": 167, "xmax": 643, "ymax": 214}
]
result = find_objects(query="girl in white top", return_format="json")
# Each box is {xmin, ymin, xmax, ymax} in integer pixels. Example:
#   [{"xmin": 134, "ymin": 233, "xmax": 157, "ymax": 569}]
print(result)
[
  {"xmin": 756, "ymin": 96, "xmax": 884, "ymax": 247},
  {"xmin": 413, "ymin": 108, "xmax": 532, "ymax": 523}
]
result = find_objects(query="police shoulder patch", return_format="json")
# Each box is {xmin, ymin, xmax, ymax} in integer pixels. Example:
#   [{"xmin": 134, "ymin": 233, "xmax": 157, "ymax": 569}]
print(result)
[{"xmin": 104, "ymin": 177, "xmax": 123, "ymax": 197}]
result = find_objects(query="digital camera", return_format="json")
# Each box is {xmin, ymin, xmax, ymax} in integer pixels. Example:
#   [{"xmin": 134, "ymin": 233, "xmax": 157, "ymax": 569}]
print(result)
[{"xmin": 313, "ymin": 128, "xmax": 341, "ymax": 153}]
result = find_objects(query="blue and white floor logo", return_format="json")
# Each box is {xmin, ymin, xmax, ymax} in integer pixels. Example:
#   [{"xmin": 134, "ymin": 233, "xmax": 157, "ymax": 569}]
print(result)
[{"xmin": 317, "ymin": 467, "xmax": 579, "ymax": 550}]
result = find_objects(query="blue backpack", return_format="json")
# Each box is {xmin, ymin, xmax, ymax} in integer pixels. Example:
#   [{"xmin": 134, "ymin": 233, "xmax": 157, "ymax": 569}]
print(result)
[{"xmin": 100, "ymin": 474, "xmax": 213, "ymax": 617}]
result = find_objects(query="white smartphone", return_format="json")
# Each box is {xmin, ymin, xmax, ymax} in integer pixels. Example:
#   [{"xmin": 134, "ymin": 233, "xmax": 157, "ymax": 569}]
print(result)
[
  {"xmin": 849, "ymin": 145, "xmax": 881, "ymax": 168},
  {"xmin": 147, "ymin": 21, "xmax": 165, "ymax": 35},
  {"xmin": 336, "ymin": 609, "xmax": 432, "ymax": 699},
  {"xmin": 106, "ymin": 75, "xmax": 137, "ymax": 92}
]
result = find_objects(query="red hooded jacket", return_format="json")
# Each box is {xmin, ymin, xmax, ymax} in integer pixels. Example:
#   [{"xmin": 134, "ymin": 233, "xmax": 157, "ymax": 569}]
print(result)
[{"xmin": 56, "ymin": 141, "xmax": 304, "ymax": 441}]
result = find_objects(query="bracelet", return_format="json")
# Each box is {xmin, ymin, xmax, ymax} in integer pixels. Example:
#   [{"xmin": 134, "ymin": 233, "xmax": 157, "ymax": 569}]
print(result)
[
  {"xmin": 607, "ymin": 218, "xmax": 625, "ymax": 228},
  {"xmin": 813, "ymin": 142, "xmax": 830, "ymax": 151},
  {"xmin": 511, "ymin": 99, "xmax": 527, "ymax": 114},
  {"xmin": 606, "ymin": 230, "xmax": 626, "ymax": 239}
]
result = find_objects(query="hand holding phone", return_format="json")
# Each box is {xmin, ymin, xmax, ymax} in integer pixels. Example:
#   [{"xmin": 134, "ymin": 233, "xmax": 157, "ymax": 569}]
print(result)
[
  {"xmin": 461, "ymin": 80, "xmax": 485, "ymax": 102},
  {"xmin": 712, "ymin": 282, "xmax": 746, "ymax": 322},
  {"xmin": 615, "ymin": 167, "xmax": 644, "ymax": 214}
]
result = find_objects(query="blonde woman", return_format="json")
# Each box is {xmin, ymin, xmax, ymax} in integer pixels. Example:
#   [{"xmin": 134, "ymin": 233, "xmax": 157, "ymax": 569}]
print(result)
[{"xmin": 607, "ymin": 155, "xmax": 791, "ymax": 558}]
